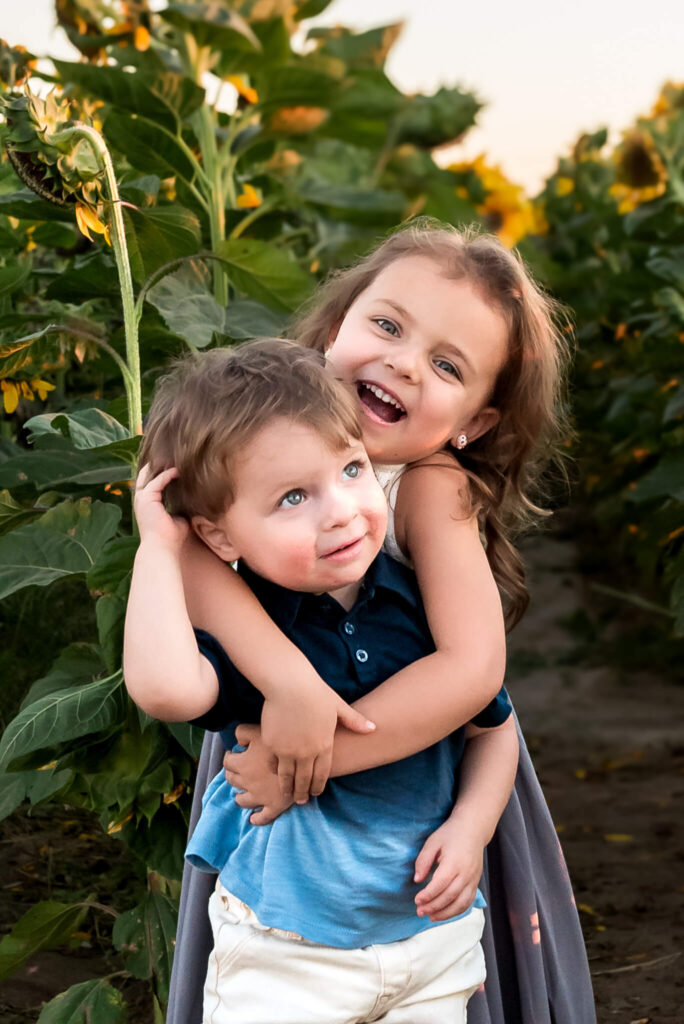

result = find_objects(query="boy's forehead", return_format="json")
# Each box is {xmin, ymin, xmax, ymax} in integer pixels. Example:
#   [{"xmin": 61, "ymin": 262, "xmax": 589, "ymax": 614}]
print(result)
[{"xmin": 233, "ymin": 418, "xmax": 362, "ymax": 480}]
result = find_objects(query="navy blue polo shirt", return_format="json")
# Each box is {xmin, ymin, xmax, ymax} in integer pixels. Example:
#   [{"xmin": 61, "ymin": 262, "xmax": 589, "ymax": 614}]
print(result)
[{"xmin": 186, "ymin": 552, "xmax": 511, "ymax": 948}]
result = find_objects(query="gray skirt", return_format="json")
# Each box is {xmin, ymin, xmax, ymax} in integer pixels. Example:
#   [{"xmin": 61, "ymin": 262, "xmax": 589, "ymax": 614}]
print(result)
[{"xmin": 166, "ymin": 713, "xmax": 596, "ymax": 1023}]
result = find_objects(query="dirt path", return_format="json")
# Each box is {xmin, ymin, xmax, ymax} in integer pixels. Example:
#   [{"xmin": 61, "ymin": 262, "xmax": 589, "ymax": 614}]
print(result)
[{"xmin": 509, "ymin": 533, "xmax": 684, "ymax": 1023}]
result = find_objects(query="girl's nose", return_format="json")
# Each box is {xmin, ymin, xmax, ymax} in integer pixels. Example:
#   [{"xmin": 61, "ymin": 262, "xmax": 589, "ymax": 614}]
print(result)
[{"xmin": 384, "ymin": 345, "xmax": 420, "ymax": 383}]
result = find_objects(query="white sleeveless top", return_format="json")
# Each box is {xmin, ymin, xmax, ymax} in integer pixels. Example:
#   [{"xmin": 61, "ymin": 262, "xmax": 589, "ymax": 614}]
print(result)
[{"xmin": 373, "ymin": 463, "xmax": 412, "ymax": 568}]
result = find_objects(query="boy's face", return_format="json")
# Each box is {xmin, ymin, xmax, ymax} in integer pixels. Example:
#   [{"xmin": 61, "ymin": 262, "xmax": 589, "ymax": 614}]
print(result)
[{"xmin": 196, "ymin": 419, "xmax": 388, "ymax": 607}]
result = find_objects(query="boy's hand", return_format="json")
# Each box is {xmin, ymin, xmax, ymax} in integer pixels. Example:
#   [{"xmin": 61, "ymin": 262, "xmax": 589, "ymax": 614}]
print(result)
[
  {"xmin": 261, "ymin": 685, "xmax": 375, "ymax": 805},
  {"xmin": 413, "ymin": 817, "xmax": 484, "ymax": 922},
  {"xmin": 224, "ymin": 724, "xmax": 294, "ymax": 825},
  {"xmin": 134, "ymin": 464, "xmax": 189, "ymax": 551}
]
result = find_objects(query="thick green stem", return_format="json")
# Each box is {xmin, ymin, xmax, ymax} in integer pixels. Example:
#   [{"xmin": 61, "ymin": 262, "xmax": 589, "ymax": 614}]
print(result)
[
  {"xmin": 195, "ymin": 104, "xmax": 228, "ymax": 305},
  {"xmin": 53, "ymin": 125, "xmax": 142, "ymax": 436}
]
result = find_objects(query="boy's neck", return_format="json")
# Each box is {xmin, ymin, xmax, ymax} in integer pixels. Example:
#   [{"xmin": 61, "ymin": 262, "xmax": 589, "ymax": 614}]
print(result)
[{"xmin": 325, "ymin": 578, "xmax": 363, "ymax": 612}]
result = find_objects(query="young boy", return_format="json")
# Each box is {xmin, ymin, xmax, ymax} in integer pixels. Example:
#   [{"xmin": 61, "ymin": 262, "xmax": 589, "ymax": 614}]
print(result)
[{"xmin": 123, "ymin": 339, "xmax": 518, "ymax": 1024}]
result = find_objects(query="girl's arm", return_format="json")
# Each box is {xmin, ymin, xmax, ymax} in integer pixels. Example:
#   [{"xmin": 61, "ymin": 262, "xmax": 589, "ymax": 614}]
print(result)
[
  {"xmin": 327, "ymin": 457, "xmax": 506, "ymax": 774},
  {"xmin": 413, "ymin": 716, "xmax": 519, "ymax": 920},
  {"xmin": 179, "ymin": 532, "xmax": 375, "ymax": 801}
]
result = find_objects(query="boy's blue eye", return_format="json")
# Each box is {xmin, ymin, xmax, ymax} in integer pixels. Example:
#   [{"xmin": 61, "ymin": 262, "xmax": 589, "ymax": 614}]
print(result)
[
  {"xmin": 279, "ymin": 489, "xmax": 306, "ymax": 508},
  {"xmin": 373, "ymin": 317, "xmax": 399, "ymax": 337},
  {"xmin": 343, "ymin": 460, "xmax": 363, "ymax": 480}
]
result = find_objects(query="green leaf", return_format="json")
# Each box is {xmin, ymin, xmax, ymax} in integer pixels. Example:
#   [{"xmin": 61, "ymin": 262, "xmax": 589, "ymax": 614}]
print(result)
[
  {"xmin": 0, "ymin": 443, "xmax": 138, "ymax": 491},
  {"xmin": 0, "ymin": 489, "xmax": 35, "ymax": 534},
  {"xmin": 124, "ymin": 204, "xmax": 202, "ymax": 279},
  {"xmin": 0, "ymin": 499, "xmax": 121, "ymax": 600},
  {"xmin": 626, "ymin": 451, "xmax": 684, "ymax": 504},
  {"xmin": 104, "ymin": 110, "xmax": 197, "ymax": 183},
  {"xmin": 0, "ymin": 671, "xmax": 125, "ymax": 770},
  {"xmin": 258, "ymin": 66, "xmax": 339, "ymax": 113},
  {"xmin": 0, "ymin": 900, "xmax": 88, "ymax": 981},
  {"xmin": 166, "ymin": 721, "xmax": 204, "ymax": 758},
  {"xmin": 87, "ymin": 536, "xmax": 138, "ymax": 594},
  {"xmin": 646, "ymin": 247, "xmax": 684, "ymax": 289},
  {"xmin": 96, "ymin": 581, "xmax": 128, "ymax": 674},
  {"xmin": 295, "ymin": 177, "xmax": 404, "ymax": 225},
  {"xmin": 0, "ymin": 258, "xmax": 32, "ymax": 298},
  {"xmin": 0, "ymin": 771, "xmax": 28, "ymax": 822},
  {"xmin": 295, "ymin": 0, "xmax": 335, "ymax": 18},
  {"xmin": 113, "ymin": 891, "xmax": 177, "ymax": 1003},
  {"xmin": 217, "ymin": 238, "xmax": 313, "ymax": 312},
  {"xmin": 0, "ymin": 190, "xmax": 74, "ymax": 223},
  {"xmin": 22, "ymin": 643, "xmax": 105, "ymax": 709},
  {"xmin": 396, "ymin": 86, "xmax": 481, "ymax": 149},
  {"xmin": 222, "ymin": 298, "xmax": 288, "ymax": 340},
  {"xmin": 53, "ymin": 61, "xmax": 205, "ymax": 128},
  {"xmin": 36, "ymin": 977, "xmax": 126, "ymax": 1024},
  {"xmin": 654, "ymin": 286, "xmax": 684, "ymax": 323},
  {"xmin": 663, "ymin": 386, "xmax": 684, "ymax": 424},
  {"xmin": 25, "ymin": 409, "xmax": 131, "ymax": 450},
  {"xmin": 161, "ymin": 3, "xmax": 260, "ymax": 53},
  {"xmin": 44, "ymin": 254, "xmax": 120, "ymax": 302},
  {"xmin": 146, "ymin": 261, "xmax": 226, "ymax": 348},
  {"xmin": 0, "ymin": 324, "xmax": 60, "ymax": 379}
]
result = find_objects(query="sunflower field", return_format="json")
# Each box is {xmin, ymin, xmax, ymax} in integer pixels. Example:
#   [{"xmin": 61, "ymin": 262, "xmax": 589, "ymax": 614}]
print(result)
[
  {"xmin": 532, "ymin": 82, "xmax": 684, "ymax": 647},
  {"xmin": 0, "ymin": 1, "xmax": 682, "ymax": 1019}
]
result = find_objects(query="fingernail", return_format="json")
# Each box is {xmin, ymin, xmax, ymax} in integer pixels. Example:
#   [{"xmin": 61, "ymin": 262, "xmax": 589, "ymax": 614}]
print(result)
[{"xmin": 365, "ymin": 721, "xmax": 376, "ymax": 730}]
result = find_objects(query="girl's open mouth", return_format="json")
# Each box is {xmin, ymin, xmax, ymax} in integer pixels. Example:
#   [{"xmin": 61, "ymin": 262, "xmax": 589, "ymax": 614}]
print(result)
[{"xmin": 356, "ymin": 381, "xmax": 406, "ymax": 424}]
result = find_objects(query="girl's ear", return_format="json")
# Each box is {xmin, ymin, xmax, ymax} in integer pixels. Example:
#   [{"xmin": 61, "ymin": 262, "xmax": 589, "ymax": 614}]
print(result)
[
  {"xmin": 453, "ymin": 406, "xmax": 500, "ymax": 447},
  {"xmin": 191, "ymin": 515, "xmax": 239, "ymax": 563}
]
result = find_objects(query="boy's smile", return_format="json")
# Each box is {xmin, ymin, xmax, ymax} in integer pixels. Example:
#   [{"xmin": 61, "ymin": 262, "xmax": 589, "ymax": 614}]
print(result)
[
  {"xmin": 326, "ymin": 255, "xmax": 508, "ymax": 464},
  {"xmin": 197, "ymin": 420, "xmax": 388, "ymax": 610}
]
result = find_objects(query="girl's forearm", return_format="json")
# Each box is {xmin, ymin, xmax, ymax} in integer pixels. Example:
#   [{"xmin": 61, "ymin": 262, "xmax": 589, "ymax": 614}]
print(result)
[
  {"xmin": 446, "ymin": 719, "xmax": 519, "ymax": 844},
  {"xmin": 328, "ymin": 645, "xmax": 505, "ymax": 776},
  {"xmin": 180, "ymin": 533, "xmax": 328, "ymax": 697}
]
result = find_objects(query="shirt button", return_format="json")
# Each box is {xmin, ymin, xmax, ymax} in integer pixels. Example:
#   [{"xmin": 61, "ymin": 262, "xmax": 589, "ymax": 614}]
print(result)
[
  {"xmin": 343, "ymin": 622, "xmax": 355, "ymax": 635},
  {"xmin": 355, "ymin": 649, "xmax": 368, "ymax": 663}
]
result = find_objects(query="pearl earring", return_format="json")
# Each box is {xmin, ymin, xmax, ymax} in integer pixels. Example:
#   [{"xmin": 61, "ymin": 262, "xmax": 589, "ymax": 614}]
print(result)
[{"xmin": 456, "ymin": 433, "xmax": 468, "ymax": 450}]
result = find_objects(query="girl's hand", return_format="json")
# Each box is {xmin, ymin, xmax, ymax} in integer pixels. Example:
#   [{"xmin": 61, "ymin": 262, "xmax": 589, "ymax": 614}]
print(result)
[
  {"xmin": 413, "ymin": 817, "xmax": 484, "ymax": 921},
  {"xmin": 223, "ymin": 724, "xmax": 295, "ymax": 825},
  {"xmin": 134, "ymin": 464, "xmax": 189, "ymax": 551},
  {"xmin": 261, "ymin": 686, "xmax": 375, "ymax": 805}
]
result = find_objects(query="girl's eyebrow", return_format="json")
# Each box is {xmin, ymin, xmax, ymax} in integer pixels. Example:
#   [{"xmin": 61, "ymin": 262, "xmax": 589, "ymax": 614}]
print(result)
[{"xmin": 376, "ymin": 299, "xmax": 414, "ymax": 322}]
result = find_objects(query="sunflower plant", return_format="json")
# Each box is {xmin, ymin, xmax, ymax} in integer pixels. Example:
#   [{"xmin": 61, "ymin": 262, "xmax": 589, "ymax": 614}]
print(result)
[
  {"xmin": 532, "ymin": 82, "xmax": 684, "ymax": 647},
  {"xmin": 0, "ymin": 2, "xmax": 487, "ymax": 1019}
]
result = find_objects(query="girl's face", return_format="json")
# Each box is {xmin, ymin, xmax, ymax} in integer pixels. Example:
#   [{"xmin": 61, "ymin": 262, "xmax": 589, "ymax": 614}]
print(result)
[{"xmin": 326, "ymin": 255, "xmax": 509, "ymax": 465}]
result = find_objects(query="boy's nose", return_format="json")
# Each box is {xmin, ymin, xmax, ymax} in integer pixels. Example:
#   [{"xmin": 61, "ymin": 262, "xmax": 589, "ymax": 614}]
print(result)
[{"xmin": 322, "ymin": 487, "xmax": 358, "ymax": 529}]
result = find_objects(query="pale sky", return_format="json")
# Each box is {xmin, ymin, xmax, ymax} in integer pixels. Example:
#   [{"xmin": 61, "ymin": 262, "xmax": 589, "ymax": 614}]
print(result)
[{"xmin": 2, "ymin": 0, "xmax": 683, "ymax": 192}]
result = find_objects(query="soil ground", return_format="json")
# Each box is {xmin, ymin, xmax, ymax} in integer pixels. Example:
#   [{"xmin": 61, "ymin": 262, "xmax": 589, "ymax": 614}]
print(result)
[{"xmin": 1, "ymin": 530, "xmax": 683, "ymax": 1023}]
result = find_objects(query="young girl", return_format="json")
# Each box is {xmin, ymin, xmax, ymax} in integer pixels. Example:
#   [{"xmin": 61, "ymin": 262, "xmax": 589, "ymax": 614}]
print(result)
[{"xmin": 166, "ymin": 223, "xmax": 595, "ymax": 1024}]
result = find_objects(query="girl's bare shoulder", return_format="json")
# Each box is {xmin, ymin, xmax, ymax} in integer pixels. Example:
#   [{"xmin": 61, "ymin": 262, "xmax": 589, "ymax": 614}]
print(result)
[{"xmin": 397, "ymin": 451, "xmax": 473, "ymax": 514}]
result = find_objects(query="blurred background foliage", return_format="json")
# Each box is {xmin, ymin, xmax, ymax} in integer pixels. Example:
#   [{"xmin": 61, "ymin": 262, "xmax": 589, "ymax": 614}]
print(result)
[{"xmin": 0, "ymin": 1, "xmax": 681, "ymax": 1019}]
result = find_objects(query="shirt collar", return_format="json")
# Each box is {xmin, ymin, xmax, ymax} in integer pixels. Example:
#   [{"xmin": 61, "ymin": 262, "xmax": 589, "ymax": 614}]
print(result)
[{"xmin": 238, "ymin": 552, "xmax": 419, "ymax": 633}]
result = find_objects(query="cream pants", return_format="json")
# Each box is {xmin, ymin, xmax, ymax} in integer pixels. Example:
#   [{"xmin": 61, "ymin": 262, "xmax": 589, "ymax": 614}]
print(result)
[{"xmin": 203, "ymin": 882, "xmax": 486, "ymax": 1024}]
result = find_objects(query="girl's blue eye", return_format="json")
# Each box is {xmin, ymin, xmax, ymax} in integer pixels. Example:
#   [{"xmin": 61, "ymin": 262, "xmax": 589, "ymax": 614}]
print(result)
[
  {"xmin": 374, "ymin": 317, "xmax": 399, "ymax": 337},
  {"xmin": 279, "ymin": 489, "xmax": 306, "ymax": 508},
  {"xmin": 434, "ymin": 358, "xmax": 460, "ymax": 379},
  {"xmin": 343, "ymin": 460, "xmax": 363, "ymax": 480}
]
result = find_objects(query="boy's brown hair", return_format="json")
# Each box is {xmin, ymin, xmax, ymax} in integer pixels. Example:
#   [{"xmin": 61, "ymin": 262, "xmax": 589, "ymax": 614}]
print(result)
[{"xmin": 140, "ymin": 338, "xmax": 362, "ymax": 520}]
